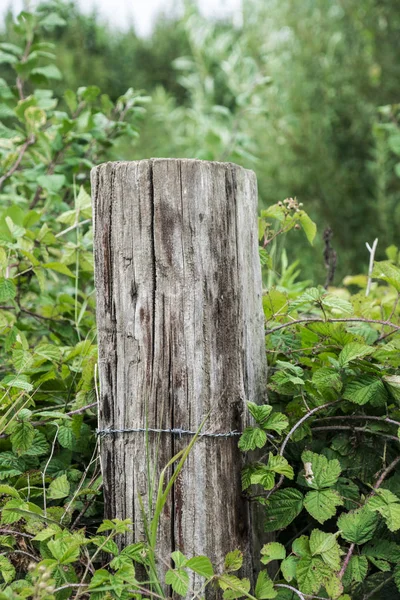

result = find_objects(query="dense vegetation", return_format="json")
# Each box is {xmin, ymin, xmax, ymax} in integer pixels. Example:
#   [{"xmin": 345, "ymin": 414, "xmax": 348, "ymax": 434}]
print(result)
[{"xmin": 0, "ymin": 3, "xmax": 400, "ymax": 600}]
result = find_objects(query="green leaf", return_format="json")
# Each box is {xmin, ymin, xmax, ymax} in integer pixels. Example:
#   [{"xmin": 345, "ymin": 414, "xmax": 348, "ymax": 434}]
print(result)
[
  {"xmin": 304, "ymin": 489, "xmax": 343, "ymax": 524},
  {"xmin": 322, "ymin": 295, "xmax": 353, "ymax": 315},
  {"xmin": 262, "ymin": 412, "xmax": 289, "ymax": 434},
  {"xmin": 31, "ymin": 64, "xmax": 62, "ymax": 80},
  {"xmin": 395, "ymin": 564, "xmax": 400, "ymax": 593},
  {"xmin": 267, "ymin": 454, "xmax": 294, "ymax": 479},
  {"xmin": 292, "ymin": 535, "xmax": 311, "ymax": 557},
  {"xmin": 0, "ymin": 485, "xmax": 21, "ymax": 499},
  {"xmin": 324, "ymin": 574, "xmax": 343, "ymax": 600},
  {"xmin": 338, "ymin": 342, "xmax": 374, "ymax": 367},
  {"xmin": 40, "ymin": 13, "xmax": 67, "ymax": 30},
  {"xmin": 265, "ymin": 488, "xmax": 304, "ymax": 532},
  {"xmin": 165, "ymin": 568, "xmax": 189, "ymax": 596},
  {"xmin": 1, "ymin": 499, "xmax": 25, "ymax": 524},
  {"xmin": 0, "ymin": 555, "xmax": 15, "ymax": 583},
  {"xmin": 171, "ymin": 551, "xmax": 187, "ymax": 568},
  {"xmin": 0, "ymin": 51, "xmax": 18, "ymax": 64},
  {"xmin": 309, "ymin": 529, "xmax": 342, "ymax": 570},
  {"xmin": 344, "ymin": 555, "xmax": 368, "ymax": 583},
  {"xmin": 312, "ymin": 367, "xmax": 342, "ymax": 396},
  {"xmin": 224, "ymin": 550, "xmax": 243, "ymax": 572},
  {"xmin": 373, "ymin": 261, "xmax": 400, "ymax": 291},
  {"xmin": 0, "ymin": 278, "xmax": 16, "ymax": 303},
  {"xmin": 48, "ymin": 474, "xmax": 70, "ymax": 500},
  {"xmin": 10, "ymin": 421, "xmax": 35, "ymax": 455},
  {"xmin": 1, "ymin": 375, "xmax": 33, "ymax": 391},
  {"xmin": 247, "ymin": 402, "xmax": 273, "ymax": 426},
  {"xmin": 367, "ymin": 489, "xmax": 400, "ymax": 532},
  {"xmin": 43, "ymin": 262, "xmax": 75, "ymax": 277},
  {"xmin": 338, "ymin": 507, "xmax": 378, "ymax": 544},
  {"xmin": 343, "ymin": 375, "xmax": 388, "ymax": 406},
  {"xmin": 58, "ymin": 425, "xmax": 76, "ymax": 449},
  {"xmin": 218, "ymin": 574, "xmax": 251, "ymax": 599},
  {"xmin": 186, "ymin": 556, "xmax": 213, "ymax": 578},
  {"xmin": 37, "ymin": 174, "xmax": 65, "ymax": 192},
  {"xmin": 296, "ymin": 555, "xmax": 330, "ymax": 595},
  {"xmin": 255, "ymin": 571, "xmax": 277, "ymax": 599},
  {"xmin": 238, "ymin": 427, "xmax": 267, "ymax": 451},
  {"xmin": 260, "ymin": 542, "xmax": 286, "ymax": 565},
  {"xmin": 280, "ymin": 556, "xmax": 298, "ymax": 583},
  {"xmin": 298, "ymin": 212, "xmax": 316, "ymax": 245},
  {"xmin": 301, "ymin": 451, "xmax": 341, "ymax": 489}
]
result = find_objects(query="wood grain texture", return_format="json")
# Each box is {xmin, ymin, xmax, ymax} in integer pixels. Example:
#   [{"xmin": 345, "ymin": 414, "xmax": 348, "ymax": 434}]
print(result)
[{"xmin": 92, "ymin": 158, "xmax": 268, "ymax": 594}]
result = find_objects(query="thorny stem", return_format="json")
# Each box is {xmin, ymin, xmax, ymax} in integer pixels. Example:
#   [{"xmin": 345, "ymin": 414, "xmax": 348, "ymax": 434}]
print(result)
[
  {"xmin": 274, "ymin": 584, "xmax": 305, "ymax": 599},
  {"xmin": 314, "ymin": 414, "xmax": 400, "ymax": 428},
  {"xmin": 311, "ymin": 425, "xmax": 400, "ymax": 443}
]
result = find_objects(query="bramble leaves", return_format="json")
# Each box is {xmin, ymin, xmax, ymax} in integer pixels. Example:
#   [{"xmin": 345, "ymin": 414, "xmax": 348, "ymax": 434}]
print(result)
[
  {"xmin": 301, "ymin": 451, "xmax": 341, "ymax": 490},
  {"xmin": 264, "ymin": 489, "xmax": 304, "ymax": 531},
  {"xmin": 260, "ymin": 542, "xmax": 286, "ymax": 565},
  {"xmin": 304, "ymin": 489, "xmax": 343, "ymax": 524},
  {"xmin": 338, "ymin": 508, "xmax": 378, "ymax": 544}
]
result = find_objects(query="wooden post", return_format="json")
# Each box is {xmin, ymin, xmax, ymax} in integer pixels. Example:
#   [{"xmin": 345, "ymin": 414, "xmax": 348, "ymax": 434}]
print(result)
[{"xmin": 91, "ymin": 159, "xmax": 267, "ymax": 591}]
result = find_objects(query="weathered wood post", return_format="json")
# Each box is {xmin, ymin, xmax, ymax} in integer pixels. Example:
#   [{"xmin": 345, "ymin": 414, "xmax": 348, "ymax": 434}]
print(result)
[{"xmin": 91, "ymin": 158, "xmax": 267, "ymax": 590}]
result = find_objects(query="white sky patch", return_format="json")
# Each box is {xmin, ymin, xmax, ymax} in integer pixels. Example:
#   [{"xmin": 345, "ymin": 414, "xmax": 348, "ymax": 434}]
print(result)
[{"xmin": 0, "ymin": 0, "xmax": 242, "ymax": 37}]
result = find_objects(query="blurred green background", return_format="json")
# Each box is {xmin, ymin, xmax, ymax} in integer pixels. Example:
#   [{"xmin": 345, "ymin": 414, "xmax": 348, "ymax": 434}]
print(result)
[{"xmin": 2, "ymin": 0, "xmax": 400, "ymax": 283}]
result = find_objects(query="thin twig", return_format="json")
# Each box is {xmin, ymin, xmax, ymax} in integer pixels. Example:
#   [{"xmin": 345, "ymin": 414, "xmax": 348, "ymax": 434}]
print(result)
[
  {"xmin": 0, "ymin": 528, "xmax": 34, "ymax": 539},
  {"xmin": 363, "ymin": 574, "xmax": 395, "ymax": 600},
  {"xmin": 274, "ymin": 584, "xmax": 305, "ymax": 599},
  {"xmin": 42, "ymin": 424, "xmax": 59, "ymax": 518},
  {"xmin": 312, "ymin": 425, "xmax": 399, "ymax": 443},
  {"xmin": 266, "ymin": 316, "xmax": 400, "ymax": 336},
  {"xmin": 366, "ymin": 238, "xmax": 378, "ymax": 297},
  {"xmin": 0, "ymin": 135, "xmax": 35, "ymax": 190},
  {"xmin": 55, "ymin": 219, "xmax": 91, "ymax": 238},
  {"xmin": 338, "ymin": 542, "xmax": 355, "ymax": 579},
  {"xmin": 314, "ymin": 414, "xmax": 400, "ymax": 428}
]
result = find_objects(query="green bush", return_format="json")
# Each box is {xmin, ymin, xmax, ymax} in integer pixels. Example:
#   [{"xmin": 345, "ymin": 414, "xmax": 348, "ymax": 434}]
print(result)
[{"xmin": 0, "ymin": 7, "xmax": 400, "ymax": 600}]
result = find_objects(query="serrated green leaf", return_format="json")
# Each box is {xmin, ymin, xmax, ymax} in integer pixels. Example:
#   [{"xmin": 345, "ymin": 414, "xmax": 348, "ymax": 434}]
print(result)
[
  {"xmin": 186, "ymin": 556, "xmax": 213, "ymax": 578},
  {"xmin": 48, "ymin": 474, "xmax": 70, "ymax": 499},
  {"xmin": 338, "ymin": 507, "xmax": 378, "ymax": 544},
  {"xmin": 1, "ymin": 499, "xmax": 25, "ymax": 524},
  {"xmin": 367, "ymin": 489, "xmax": 400, "ymax": 532},
  {"xmin": 373, "ymin": 261, "xmax": 400, "ymax": 291},
  {"xmin": 312, "ymin": 367, "xmax": 342, "ymax": 396},
  {"xmin": 304, "ymin": 489, "xmax": 343, "ymax": 524},
  {"xmin": 238, "ymin": 427, "xmax": 267, "ymax": 451},
  {"xmin": 10, "ymin": 421, "xmax": 35, "ymax": 456},
  {"xmin": 343, "ymin": 375, "xmax": 387, "ymax": 406},
  {"xmin": 165, "ymin": 568, "xmax": 189, "ymax": 596},
  {"xmin": 0, "ymin": 485, "xmax": 20, "ymax": 499},
  {"xmin": 218, "ymin": 574, "xmax": 250, "ymax": 599},
  {"xmin": 0, "ymin": 555, "xmax": 15, "ymax": 583},
  {"xmin": 281, "ymin": 555, "xmax": 298, "ymax": 583},
  {"xmin": 224, "ymin": 550, "xmax": 243, "ymax": 572},
  {"xmin": 296, "ymin": 555, "xmax": 331, "ymax": 595},
  {"xmin": 0, "ymin": 278, "xmax": 16, "ymax": 303},
  {"xmin": 267, "ymin": 454, "xmax": 294, "ymax": 479},
  {"xmin": 43, "ymin": 262, "xmax": 75, "ymax": 277},
  {"xmin": 301, "ymin": 451, "xmax": 341, "ymax": 489},
  {"xmin": 298, "ymin": 212, "xmax": 316, "ymax": 245},
  {"xmin": 324, "ymin": 574, "xmax": 343, "ymax": 599},
  {"xmin": 292, "ymin": 535, "xmax": 311, "ymax": 557},
  {"xmin": 338, "ymin": 342, "xmax": 374, "ymax": 366},
  {"xmin": 255, "ymin": 571, "xmax": 277, "ymax": 599},
  {"xmin": 265, "ymin": 489, "xmax": 304, "ymax": 532},
  {"xmin": 247, "ymin": 402, "xmax": 273, "ymax": 426},
  {"xmin": 260, "ymin": 542, "xmax": 286, "ymax": 565},
  {"xmin": 309, "ymin": 529, "xmax": 342, "ymax": 570},
  {"xmin": 322, "ymin": 294, "xmax": 353, "ymax": 315},
  {"xmin": 58, "ymin": 425, "xmax": 76, "ymax": 449},
  {"xmin": 24, "ymin": 431, "xmax": 50, "ymax": 456},
  {"xmin": 263, "ymin": 412, "xmax": 289, "ymax": 434},
  {"xmin": 344, "ymin": 555, "xmax": 368, "ymax": 583}
]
